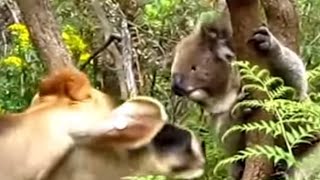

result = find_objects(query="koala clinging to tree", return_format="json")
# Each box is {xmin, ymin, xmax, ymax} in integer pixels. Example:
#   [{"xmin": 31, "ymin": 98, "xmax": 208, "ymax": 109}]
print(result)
[
  {"xmin": 171, "ymin": 11, "xmax": 245, "ymax": 179},
  {"xmin": 247, "ymin": 25, "xmax": 308, "ymax": 101},
  {"xmin": 171, "ymin": 11, "xmax": 309, "ymax": 179}
]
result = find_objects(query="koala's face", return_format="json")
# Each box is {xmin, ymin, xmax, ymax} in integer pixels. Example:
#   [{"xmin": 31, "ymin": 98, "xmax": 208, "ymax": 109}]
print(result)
[{"xmin": 171, "ymin": 25, "xmax": 235, "ymax": 105}]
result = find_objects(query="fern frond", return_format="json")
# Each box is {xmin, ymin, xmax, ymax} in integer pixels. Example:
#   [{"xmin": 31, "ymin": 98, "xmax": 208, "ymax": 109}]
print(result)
[
  {"xmin": 286, "ymin": 125, "xmax": 317, "ymax": 148},
  {"xmin": 269, "ymin": 86, "xmax": 295, "ymax": 99},
  {"xmin": 222, "ymin": 120, "xmax": 282, "ymax": 142},
  {"xmin": 213, "ymin": 154, "xmax": 245, "ymax": 175},
  {"xmin": 307, "ymin": 65, "xmax": 320, "ymax": 84},
  {"xmin": 240, "ymin": 74, "xmax": 264, "ymax": 85},
  {"xmin": 281, "ymin": 117, "xmax": 316, "ymax": 126},
  {"xmin": 214, "ymin": 145, "xmax": 296, "ymax": 174},
  {"xmin": 231, "ymin": 99, "xmax": 264, "ymax": 115},
  {"xmin": 228, "ymin": 60, "xmax": 320, "ymax": 175},
  {"xmin": 264, "ymin": 76, "xmax": 284, "ymax": 88},
  {"xmin": 241, "ymin": 84, "xmax": 266, "ymax": 93}
]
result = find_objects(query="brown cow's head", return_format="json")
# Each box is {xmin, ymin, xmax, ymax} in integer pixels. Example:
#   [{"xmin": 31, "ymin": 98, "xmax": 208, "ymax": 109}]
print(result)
[
  {"xmin": 67, "ymin": 96, "xmax": 206, "ymax": 179},
  {"xmin": 0, "ymin": 69, "xmax": 204, "ymax": 180},
  {"xmin": 171, "ymin": 16, "xmax": 239, "ymax": 112}
]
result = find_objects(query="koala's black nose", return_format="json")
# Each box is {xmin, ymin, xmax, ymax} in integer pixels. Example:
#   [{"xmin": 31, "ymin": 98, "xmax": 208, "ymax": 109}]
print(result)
[{"xmin": 171, "ymin": 74, "xmax": 187, "ymax": 96}]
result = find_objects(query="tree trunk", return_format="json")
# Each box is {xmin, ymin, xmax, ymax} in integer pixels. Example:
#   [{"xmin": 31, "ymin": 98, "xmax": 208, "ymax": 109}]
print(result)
[
  {"xmin": 226, "ymin": 0, "xmax": 274, "ymax": 179},
  {"xmin": 227, "ymin": 0, "xmax": 300, "ymax": 179},
  {"xmin": 15, "ymin": 0, "xmax": 74, "ymax": 72},
  {"xmin": 261, "ymin": 0, "xmax": 300, "ymax": 53},
  {"xmin": 226, "ymin": 0, "xmax": 267, "ymax": 68}
]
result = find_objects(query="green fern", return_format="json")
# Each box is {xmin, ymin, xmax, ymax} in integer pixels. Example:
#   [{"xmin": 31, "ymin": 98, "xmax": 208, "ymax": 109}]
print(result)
[
  {"xmin": 214, "ymin": 145, "xmax": 296, "ymax": 174},
  {"xmin": 215, "ymin": 61, "xmax": 320, "ymax": 174}
]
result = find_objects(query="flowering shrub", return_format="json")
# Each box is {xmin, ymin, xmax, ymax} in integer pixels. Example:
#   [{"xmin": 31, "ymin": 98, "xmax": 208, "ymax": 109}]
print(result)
[
  {"xmin": 2, "ymin": 56, "xmax": 23, "ymax": 68},
  {"xmin": 62, "ymin": 25, "xmax": 90, "ymax": 65},
  {"xmin": 0, "ymin": 23, "xmax": 90, "ymax": 112},
  {"xmin": 8, "ymin": 23, "xmax": 33, "ymax": 54},
  {"xmin": 3, "ymin": 23, "xmax": 90, "ymax": 68}
]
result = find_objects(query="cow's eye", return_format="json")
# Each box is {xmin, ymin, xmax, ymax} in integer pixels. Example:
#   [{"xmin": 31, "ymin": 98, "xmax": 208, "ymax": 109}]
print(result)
[{"xmin": 191, "ymin": 65, "xmax": 197, "ymax": 71}]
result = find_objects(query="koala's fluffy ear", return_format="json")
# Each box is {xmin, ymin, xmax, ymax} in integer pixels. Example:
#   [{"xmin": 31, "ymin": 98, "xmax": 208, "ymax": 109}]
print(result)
[
  {"xmin": 197, "ymin": 11, "xmax": 232, "ymax": 42},
  {"xmin": 70, "ymin": 96, "xmax": 168, "ymax": 149}
]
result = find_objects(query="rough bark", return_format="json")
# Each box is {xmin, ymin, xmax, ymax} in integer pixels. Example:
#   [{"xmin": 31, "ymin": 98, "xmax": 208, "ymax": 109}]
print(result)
[
  {"xmin": 0, "ymin": 0, "xmax": 21, "ymax": 55},
  {"xmin": 226, "ymin": 0, "xmax": 268, "ymax": 69},
  {"xmin": 120, "ymin": 18, "xmax": 138, "ymax": 98},
  {"xmin": 226, "ymin": 0, "xmax": 274, "ymax": 179},
  {"xmin": 15, "ymin": 0, "xmax": 74, "ymax": 72},
  {"xmin": 117, "ymin": 0, "xmax": 146, "ymax": 20},
  {"xmin": 90, "ymin": 0, "xmax": 123, "ymax": 99},
  {"xmin": 261, "ymin": 0, "xmax": 300, "ymax": 53},
  {"xmin": 227, "ymin": 0, "xmax": 300, "ymax": 179}
]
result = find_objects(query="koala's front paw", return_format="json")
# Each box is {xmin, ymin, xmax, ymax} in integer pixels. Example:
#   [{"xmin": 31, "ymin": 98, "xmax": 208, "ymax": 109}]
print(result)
[{"xmin": 247, "ymin": 26, "xmax": 275, "ymax": 55}]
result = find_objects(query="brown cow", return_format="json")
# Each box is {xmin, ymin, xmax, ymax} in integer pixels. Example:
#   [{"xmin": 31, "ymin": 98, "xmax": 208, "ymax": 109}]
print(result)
[{"xmin": 0, "ymin": 68, "xmax": 205, "ymax": 180}]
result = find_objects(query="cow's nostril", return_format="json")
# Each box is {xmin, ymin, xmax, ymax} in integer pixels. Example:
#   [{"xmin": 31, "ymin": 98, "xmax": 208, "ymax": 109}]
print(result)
[
  {"xmin": 201, "ymin": 141, "xmax": 206, "ymax": 156},
  {"xmin": 172, "ymin": 84, "xmax": 184, "ymax": 96}
]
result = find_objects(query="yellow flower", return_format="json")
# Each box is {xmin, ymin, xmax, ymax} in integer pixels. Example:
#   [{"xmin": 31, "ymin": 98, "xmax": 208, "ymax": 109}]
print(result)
[
  {"xmin": 7, "ymin": 23, "xmax": 89, "ymax": 62},
  {"xmin": 8, "ymin": 23, "xmax": 29, "ymax": 35},
  {"xmin": 62, "ymin": 32, "xmax": 70, "ymax": 41},
  {"xmin": 62, "ymin": 25, "xmax": 88, "ymax": 57},
  {"xmin": 8, "ymin": 23, "xmax": 32, "ymax": 50},
  {"xmin": 2, "ymin": 56, "xmax": 23, "ymax": 68},
  {"xmin": 79, "ymin": 53, "xmax": 90, "ymax": 64}
]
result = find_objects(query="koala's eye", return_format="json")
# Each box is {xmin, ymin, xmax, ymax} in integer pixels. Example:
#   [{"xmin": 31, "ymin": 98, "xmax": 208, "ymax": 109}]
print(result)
[{"xmin": 191, "ymin": 65, "xmax": 197, "ymax": 71}]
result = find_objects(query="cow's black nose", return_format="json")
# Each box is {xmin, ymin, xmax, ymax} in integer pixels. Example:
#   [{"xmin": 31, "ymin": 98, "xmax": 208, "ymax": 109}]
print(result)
[
  {"xmin": 201, "ymin": 140, "xmax": 206, "ymax": 156},
  {"xmin": 171, "ymin": 74, "xmax": 187, "ymax": 96}
]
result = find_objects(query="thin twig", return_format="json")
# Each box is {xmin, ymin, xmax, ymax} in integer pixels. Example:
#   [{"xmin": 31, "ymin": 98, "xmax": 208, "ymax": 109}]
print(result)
[
  {"xmin": 1, "ymin": 31, "xmax": 8, "ymax": 56},
  {"xmin": 80, "ymin": 34, "xmax": 121, "ymax": 70},
  {"xmin": 150, "ymin": 69, "xmax": 157, "ymax": 96},
  {"xmin": 4, "ymin": 0, "xmax": 20, "ymax": 23}
]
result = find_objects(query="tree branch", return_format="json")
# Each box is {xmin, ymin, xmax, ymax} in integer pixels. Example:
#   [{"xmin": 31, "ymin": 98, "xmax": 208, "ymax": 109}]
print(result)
[
  {"xmin": 119, "ymin": 12, "xmax": 138, "ymax": 97},
  {"xmin": 80, "ymin": 34, "xmax": 121, "ymax": 70},
  {"xmin": 4, "ymin": 0, "xmax": 20, "ymax": 23},
  {"xmin": 15, "ymin": 0, "xmax": 74, "ymax": 72},
  {"xmin": 90, "ymin": 0, "xmax": 125, "ymax": 99}
]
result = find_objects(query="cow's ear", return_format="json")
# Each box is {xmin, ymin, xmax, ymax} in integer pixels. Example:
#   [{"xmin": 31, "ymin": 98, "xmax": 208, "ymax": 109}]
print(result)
[{"xmin": 70, "ymin": 96, "xmax": 167, "ymax": 149}]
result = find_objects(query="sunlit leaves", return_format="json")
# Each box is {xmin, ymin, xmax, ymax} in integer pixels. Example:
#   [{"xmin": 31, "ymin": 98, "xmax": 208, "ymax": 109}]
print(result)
[
  {"xmin": 4, "ymin": 23, "xmax": 91, "ymax": 66},
  {"xmin": 61, "ymin": 25, "xmax": 90, "ymax": 65},
  {"xmin": 7, "ymin": 23, "xmax": 33, "ymax": 54},
  {"xmin": 1, "ymin": 56, "xmax": 24, "ymax": 68}
]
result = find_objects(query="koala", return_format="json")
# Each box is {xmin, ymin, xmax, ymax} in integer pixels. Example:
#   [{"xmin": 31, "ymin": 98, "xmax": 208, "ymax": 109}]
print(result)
[
  {"xmin": 171, "ymin": 15, "xmax": 309, "ymax": 180},
  {"xmin": 247, "ymin": 25, "xmax": 308, "ymax": 101},
  {"xmin": 171, "ymin": 13, "xmax": 245, "ymax": 179}
]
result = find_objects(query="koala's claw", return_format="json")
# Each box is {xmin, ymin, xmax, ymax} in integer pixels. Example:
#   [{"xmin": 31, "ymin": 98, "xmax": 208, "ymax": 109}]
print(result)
[{"xmin": 247, "ymin": 26, "xmax": 273, "ymax": 53}]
